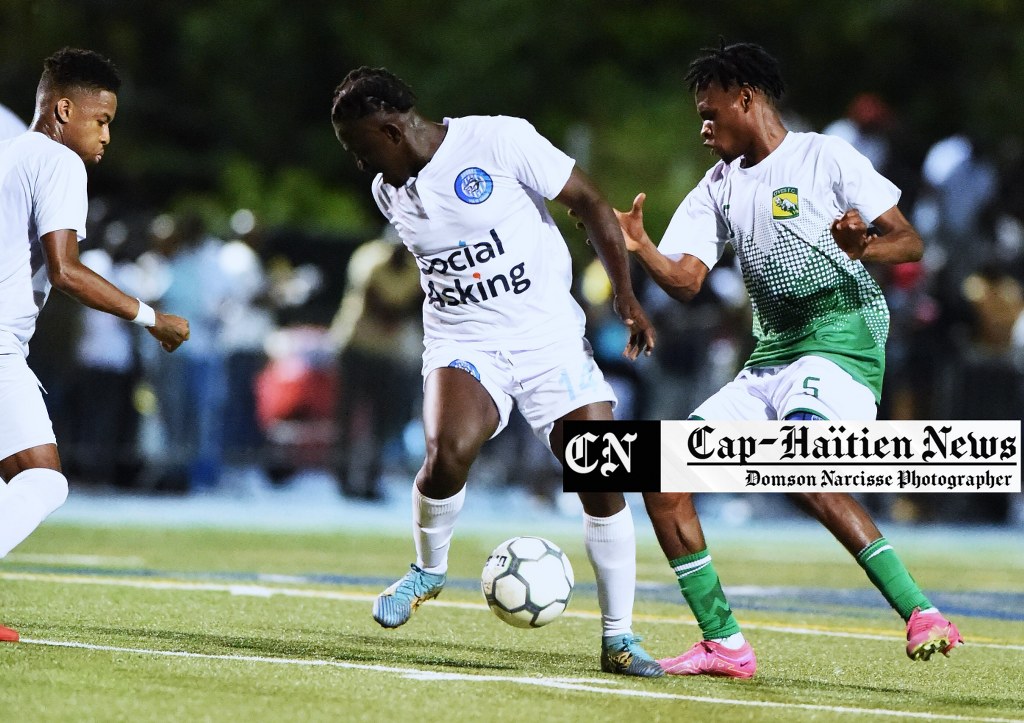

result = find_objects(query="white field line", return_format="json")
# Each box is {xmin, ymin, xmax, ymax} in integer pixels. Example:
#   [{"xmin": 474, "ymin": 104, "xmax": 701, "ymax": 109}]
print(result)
[
  {"xmin": 5, "ymin": 553, "xmax": 145, "ymax": 566},
  {"xmin": 3, "ymin": 571, "xmax": 1023, "ymax": 652},
  {"xmin": 16, "ymin": 638, "xmax": 1023, "ymax": 723}
]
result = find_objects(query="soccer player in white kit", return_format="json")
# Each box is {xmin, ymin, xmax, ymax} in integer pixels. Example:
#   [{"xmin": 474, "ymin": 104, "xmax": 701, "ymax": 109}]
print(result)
[
  {"xmin": 619, "ymin": 42, "xmax": 963, "ymax": 676},
  {"xmin": 331, "ymin": 67, "xmax": 663, "ymax": 677},
  {"xmin": 0, "ymin": 49, "xmax": 190, "ymax": 642}
]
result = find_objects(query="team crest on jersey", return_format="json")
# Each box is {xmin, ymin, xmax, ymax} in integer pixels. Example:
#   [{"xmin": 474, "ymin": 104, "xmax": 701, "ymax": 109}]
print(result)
[
  {"xmin": 772, "ymin": 187, "xmax": 800, "ymax": 219},
  {"xmin": 454, "ymin": 167, "xmax": 494, "ymax": 204}
]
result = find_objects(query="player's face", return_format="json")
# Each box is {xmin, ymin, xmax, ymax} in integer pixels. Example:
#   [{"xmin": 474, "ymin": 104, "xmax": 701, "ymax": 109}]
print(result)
[
  {"xmin": 334, "ymin": 115, "xmax": 408, "ymax": 187},
  {"xmin": 694, "ymin": 82, "xmax": 748, "ymax": 164},
  {"xmin": 61, "ymin": 89, "xmax": 117, "ymax": 165}
]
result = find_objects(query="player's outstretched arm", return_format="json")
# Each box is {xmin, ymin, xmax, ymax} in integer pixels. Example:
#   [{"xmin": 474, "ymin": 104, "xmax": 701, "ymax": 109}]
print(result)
[
  {"xmin": 614, "ymin": 193, "xmax": 709, "ymax": 304},
  {"xmin": 831, "ymin": 207, "xmax": 923, "ymax": 264},
  {"xmin": 42, "ymin": 229, "xmax": 190, "ymax": 352},
  {"xmin": 556, "ymin": 167, "xmax": 655, "ymax": 359}
]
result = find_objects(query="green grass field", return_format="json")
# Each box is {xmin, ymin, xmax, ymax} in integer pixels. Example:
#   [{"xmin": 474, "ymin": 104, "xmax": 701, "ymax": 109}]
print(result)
[{"xmin": 1, "ymin": 517, "xmax": 1022, "ymax": 722}]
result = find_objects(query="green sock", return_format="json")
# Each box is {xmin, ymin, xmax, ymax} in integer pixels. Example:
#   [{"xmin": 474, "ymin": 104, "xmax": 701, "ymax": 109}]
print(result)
[
  {"xmin": 856, "ymin": 537, "xmax": 933, "ymax": 621},
  {"xmin": 670, "ymin": 549, "xmax": 741, "ymax": 640}
]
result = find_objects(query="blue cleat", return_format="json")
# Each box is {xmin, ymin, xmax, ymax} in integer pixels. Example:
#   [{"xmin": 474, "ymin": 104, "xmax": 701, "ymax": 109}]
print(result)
[
  {"xmin": 372, "ymin": 564, "xmax": 446, "ymax": 628},
  {"xmin": 601, "ymin": 634, "xmax": 665, "ymax": 677}
]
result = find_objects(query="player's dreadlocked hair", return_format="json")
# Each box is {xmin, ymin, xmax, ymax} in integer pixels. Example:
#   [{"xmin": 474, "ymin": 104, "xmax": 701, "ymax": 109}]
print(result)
[
  {"xmin": 40, "ymin": 47, "xmax": 121, "ymax": 95},
  {"xmin": 331, "ymin": 66, "xmax": 417, "ymax": 124},
  {"xmin": 684, "ymin": 41, "xmax": 785, "ymax": 102}
]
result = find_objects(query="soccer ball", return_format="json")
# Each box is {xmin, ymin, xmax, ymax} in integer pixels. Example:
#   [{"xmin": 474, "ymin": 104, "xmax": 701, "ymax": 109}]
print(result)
[{"xmin": 480, "ymin": 536, "xmax": 574, "ymax": 628}]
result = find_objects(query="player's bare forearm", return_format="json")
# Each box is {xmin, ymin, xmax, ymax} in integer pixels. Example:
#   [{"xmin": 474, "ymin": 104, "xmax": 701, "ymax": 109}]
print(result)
[
  {"xmin": 561, "ymin": 189, "xmax": 634, "ymax": 295},
  {"xmin": 43, "ymin": 231, "xmax": 141, "ymax": 320},
  {"xmin": 635, "ymin": 245, "xmax": 707, "ymax": 304},
  {"xmin": 614, "ymin": 192, "xmax": 706, "ymax": 303},
  {"xmin": 43, "ymin": 229, "xmax": 190, "ymax": 351},
  {"xmin": 860, "ymin": 227, "xmax": 924, "ymax": 264},
  {"xmin": 556, "ymin": 169, "xmax": 655, "ymax": 357},
  {"xmin": 832, "ymin": 206, "xmax": 923, "ymax": 265}
]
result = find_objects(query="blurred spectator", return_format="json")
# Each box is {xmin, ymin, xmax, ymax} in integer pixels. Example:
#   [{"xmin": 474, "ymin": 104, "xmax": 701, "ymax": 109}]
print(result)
[
  {"xmin": 145, "ymin": 212, "xmax": 229, "ymax": 492},
  {"xmin": 823, "ymin": 92, "xmax": 924, "ymax": 217},
  {"xmin": 0, "ymin": 102, "xmax": 27, "ymax": 139},
  {"xmin": 877, "ymin": 261, "xmax": 943, "ymax": 421},
  {"xmin": 329, "ymin": 230, "xmax": 422, "ymax": 499},
  {"xmin": 218, "ymin": 210, "xmax": 277, "ymax": 481},
  {"xmin": 823, "ymin": 92, "xmax": 893, "ymax": 171},
  {"xmin": 256, "ymin": 325, "xmax": 338, "ymax": 481},
  {"xmin": 913, "ymin": 134, "xmax": 999, "ymax": 284}
]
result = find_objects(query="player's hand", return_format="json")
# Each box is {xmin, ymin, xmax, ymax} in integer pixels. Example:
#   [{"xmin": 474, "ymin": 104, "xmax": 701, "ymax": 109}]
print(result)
[
  {"xmin": 831, "ymin": 209, "xmax": 873, "ymax": 260},
  {"xmin": 148, "ymin": 312, "xmax": 190, "ymax": 352},
  {"xmin": 613, "ymin": 193, "xmax": 649, "ymax": 253},
  {"xmin": 613, "ymin": 292, "xmax": 656, "ymax": 360}
]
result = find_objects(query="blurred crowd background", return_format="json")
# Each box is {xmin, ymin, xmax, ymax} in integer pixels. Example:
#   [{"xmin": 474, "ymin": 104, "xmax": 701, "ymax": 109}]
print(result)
[{"xmin": 2, "ymin": 0, "xmax": 1022, "ymax": 525}]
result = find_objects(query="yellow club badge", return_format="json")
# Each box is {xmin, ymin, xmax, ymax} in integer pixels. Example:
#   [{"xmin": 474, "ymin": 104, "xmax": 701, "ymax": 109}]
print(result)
[{"xmin": 772, "ymin": 187, "xmax": 799, "ymax": 220}]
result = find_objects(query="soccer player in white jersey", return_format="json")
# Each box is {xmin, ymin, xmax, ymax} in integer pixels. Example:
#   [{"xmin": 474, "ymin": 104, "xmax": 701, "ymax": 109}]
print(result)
[
  {"xmin": 0, "ymin": 49, "xmax": 190, "ymax": 642},
  {"xmin": 331, "ymin": 67, "xmax": 662, "ymax": 677},
  {"xmin": 619, "ymin": 42, "xmax": 963, "ymax": 676}
]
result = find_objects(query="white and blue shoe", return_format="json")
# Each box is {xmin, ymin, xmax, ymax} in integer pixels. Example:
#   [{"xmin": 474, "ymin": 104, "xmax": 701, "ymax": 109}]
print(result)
[
  {"xmin": 372, "ymin": 564, "xmax": 446, "ymax": 628},
  {"xmin": 601, "ymin": 634, "xmax": 665, "ymax": 677}
]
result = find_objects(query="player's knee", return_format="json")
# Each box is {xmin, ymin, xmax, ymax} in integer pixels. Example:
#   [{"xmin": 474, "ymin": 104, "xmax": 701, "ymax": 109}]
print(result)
[
  {"xmin": 422, "ymin": 435, "xmax": 479, "ymax": 487},
  {"xmin": 643, "ymin": 491, "xmax": 696, "ymax": 521}
]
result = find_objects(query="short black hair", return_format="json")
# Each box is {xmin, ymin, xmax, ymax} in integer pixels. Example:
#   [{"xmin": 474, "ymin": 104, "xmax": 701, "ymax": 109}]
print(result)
[
  {"xmin": 684, "ymin": 41, "xmax": 785, "ymax": 102},
  {"xmin": 40, "ymin": 47, "xmax": 121, "ymax": 95},
  {"xmin": 331, "ymin": 66, "xmax": 416, "ymax": 124}
]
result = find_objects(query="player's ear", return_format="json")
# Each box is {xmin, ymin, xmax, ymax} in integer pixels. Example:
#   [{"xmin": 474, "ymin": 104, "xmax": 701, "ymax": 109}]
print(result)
[
  {"xmin": 55, "ymin": 97, "xmax": 72, "ymax": 124},
  {"xmin": 381, "ymin": 121, "xmax": 403, "ymax": 145},
  {"xmin": 740, "ymin": 86, "xmax": 753, "ymax": 111}
]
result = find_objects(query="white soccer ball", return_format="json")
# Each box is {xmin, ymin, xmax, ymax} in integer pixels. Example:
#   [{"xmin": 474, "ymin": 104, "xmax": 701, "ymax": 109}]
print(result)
[{"xmin": 480, "ymin": 536, "xmax": 574, "ymax": 628}]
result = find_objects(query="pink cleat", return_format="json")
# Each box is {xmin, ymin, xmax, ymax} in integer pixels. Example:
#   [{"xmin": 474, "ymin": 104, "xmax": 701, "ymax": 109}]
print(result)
[
  {"xmin": 0, "ymin": 625, "xmax": 19, "ymax": 642},
  {"xmin": 906, "ymin": 607, "xmax": 963, "ymax": 660},
  {"xmin": 658, "ymin": 640, "xmax": 757, "ymax": 678}
]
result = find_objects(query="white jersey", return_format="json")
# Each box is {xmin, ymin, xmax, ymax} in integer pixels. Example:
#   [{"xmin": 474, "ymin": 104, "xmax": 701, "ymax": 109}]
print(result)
[
  {"xmin": 370, "ymin": 115, "xmax": 583, "ymax": 351},
  {"xmin": 660, "ymin": 131, "xmax": 900, "ymax": 400},
  {"xmin": 0, "ymin": 132, "xmax": 88, "ymax": 357}
]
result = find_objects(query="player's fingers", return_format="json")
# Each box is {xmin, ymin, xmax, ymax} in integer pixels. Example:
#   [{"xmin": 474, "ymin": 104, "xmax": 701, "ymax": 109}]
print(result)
[{"xmin": 632, "ymin": 193, "xmax": 646, "ymax": 215}]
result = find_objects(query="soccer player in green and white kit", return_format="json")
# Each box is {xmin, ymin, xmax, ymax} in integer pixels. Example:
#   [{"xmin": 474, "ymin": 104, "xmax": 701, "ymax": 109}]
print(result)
[{"xmin": 619, "ymin": 42, "xmax": 963, "ymax": 677}]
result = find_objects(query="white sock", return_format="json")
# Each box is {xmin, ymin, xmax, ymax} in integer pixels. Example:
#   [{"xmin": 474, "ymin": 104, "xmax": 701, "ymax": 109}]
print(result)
[
  {"xmin": 584, "ymin": 503, "xmax": 636, "ymax": 639},
  {"xmin": 713, "ymin": 632, "xmax": 747, "ymax": 650},
  {"xmin": 0, "ymin": 468, "xmax": 69, "ymax": 558},
  {"xmin": 413, "ymin": 485, "xmax": 466, "ymax": 574}
]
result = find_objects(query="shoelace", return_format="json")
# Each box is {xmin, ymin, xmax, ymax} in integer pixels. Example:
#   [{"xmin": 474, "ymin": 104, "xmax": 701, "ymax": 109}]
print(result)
[
  {"xmin": 396, "ymin": 566, "xmax": 439, "ymax": 598},
  {"xmin": 617, "ymin": 635, "xmax": 646, "ymax": 654}
]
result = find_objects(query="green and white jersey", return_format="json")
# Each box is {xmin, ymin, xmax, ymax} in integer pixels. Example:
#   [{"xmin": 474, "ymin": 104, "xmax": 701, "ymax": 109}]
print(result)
[{"xmin": 659, "ymin": 132, "xmax": 900, "ymax": 401}]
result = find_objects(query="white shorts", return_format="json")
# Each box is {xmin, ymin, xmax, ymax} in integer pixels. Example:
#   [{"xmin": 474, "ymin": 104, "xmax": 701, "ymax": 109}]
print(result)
[
  {"xmin": 422, "ymin": 337, "xmax": 617, "ymax": 449},
  {"xmin": 0, "ymin": 353, "xmax": 56, "ymax": 461},
  {"xmin": 691, "ymin": 355, "xmax": 877, "ymax": 422}
]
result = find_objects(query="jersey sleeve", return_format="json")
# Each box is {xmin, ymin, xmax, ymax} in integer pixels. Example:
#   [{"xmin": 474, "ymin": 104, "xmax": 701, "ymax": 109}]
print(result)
[
  {"xmin": 32, "ymin": 147, "xmax": 88, "ymax": 241},
  {"xmin": 826, "ymin": 136, "xmax": 901, "ymax": 223},
  {"xmin": 494, "ymin": 117, "xmax": 576, "ymax": 200},
  {"xmin": 657, "ymin": 176, "xmax": 728, "ymax": 271}
]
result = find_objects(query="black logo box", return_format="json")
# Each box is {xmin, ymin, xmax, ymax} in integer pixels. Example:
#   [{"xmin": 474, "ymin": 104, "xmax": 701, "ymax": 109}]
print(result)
[{"xmin": 561, "ymin": 420, "xmax": 661, "ymax": 493}]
